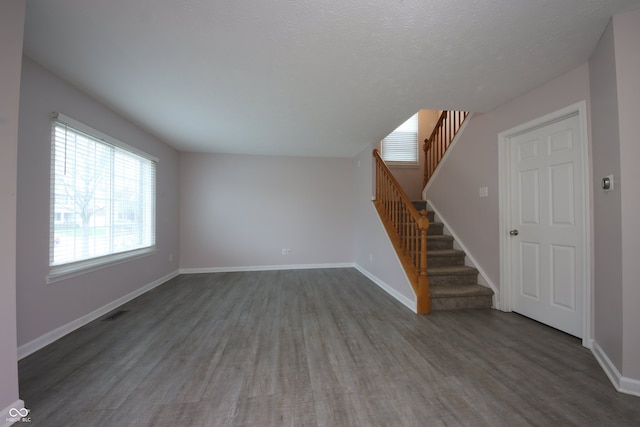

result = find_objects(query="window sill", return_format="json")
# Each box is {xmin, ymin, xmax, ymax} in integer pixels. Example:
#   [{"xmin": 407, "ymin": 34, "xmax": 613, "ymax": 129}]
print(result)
[{"xmin": 47, "ymin": 246, "xmax": 157, "ymax": 284}]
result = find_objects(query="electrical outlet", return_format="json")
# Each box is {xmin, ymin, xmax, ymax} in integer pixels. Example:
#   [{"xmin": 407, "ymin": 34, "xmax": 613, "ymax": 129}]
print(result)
[
  {"xmin": 286, "ymin": 248, "xmax": 291, "ymax": 255},
  {"xmin": 169, "ymin": 253, "xmax": 173, "ymax": 262},
  {"xmin": 282, "ymin": 248, "xmax": 287, "ymax": 255}
]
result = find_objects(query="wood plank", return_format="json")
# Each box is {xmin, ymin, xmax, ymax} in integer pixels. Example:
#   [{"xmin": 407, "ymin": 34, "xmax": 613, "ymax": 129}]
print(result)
[{"xmin": 19, "ymin": 268, "xmax": 640, "ymax": 426}]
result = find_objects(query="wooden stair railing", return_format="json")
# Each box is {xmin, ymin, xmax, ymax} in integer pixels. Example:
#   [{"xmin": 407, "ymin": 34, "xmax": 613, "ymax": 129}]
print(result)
[
  {"xmin": 423, "ymin": 110, "xmax": 470, "ymax": 187},
  {"xmin": 373, "ymin": 149, "xmax": 430, "ymax": 314}
]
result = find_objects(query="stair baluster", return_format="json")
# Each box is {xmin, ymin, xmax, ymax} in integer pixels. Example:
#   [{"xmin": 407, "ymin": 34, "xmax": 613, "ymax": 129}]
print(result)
[
  {"xmin": 373, "ymin": 149, "xmax": 431, "ymax": 314},
  {"xmin": 374, "ymin": 149, "xmax": 494, "ymax": 312},
  {"xmin": 423, "ymin": 110, "xmax": 469, "ymax": 187}
]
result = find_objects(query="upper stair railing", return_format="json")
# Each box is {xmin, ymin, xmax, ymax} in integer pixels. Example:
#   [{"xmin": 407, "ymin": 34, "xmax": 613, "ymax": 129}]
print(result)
[
  {"xmin": 423, "ymin": 110, "xmax": 470, "ymax": 187},
  {"xmin": 373, "ymin": 149, "xmax": 430, "ymax": 314}
]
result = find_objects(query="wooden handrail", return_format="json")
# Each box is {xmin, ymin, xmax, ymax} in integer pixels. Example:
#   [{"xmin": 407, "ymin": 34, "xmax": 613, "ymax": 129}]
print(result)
[
  {"xmin": 373, "ymin": 149, "xmax": 430, "ymax": 314},
  {"xmin": 423, "ymin": 110, "xmax": 469, "ymax": 187}
]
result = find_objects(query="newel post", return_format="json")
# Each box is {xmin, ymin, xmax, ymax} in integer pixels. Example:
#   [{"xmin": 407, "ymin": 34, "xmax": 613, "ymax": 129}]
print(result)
[{"xmin": 416, "ymin": 209, "xmax": 431, "ymax": 314}]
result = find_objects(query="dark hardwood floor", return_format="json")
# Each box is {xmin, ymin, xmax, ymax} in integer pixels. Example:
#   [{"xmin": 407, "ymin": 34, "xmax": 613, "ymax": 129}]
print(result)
[{"xmin": 18, "ymin": 268, "xmax": 640, "ymax": 426}]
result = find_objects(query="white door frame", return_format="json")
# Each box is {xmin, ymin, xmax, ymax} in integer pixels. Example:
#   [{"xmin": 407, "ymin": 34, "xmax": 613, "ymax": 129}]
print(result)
[{"xmin": 498, "ymin": 101, "xmax": 591, "ymax": 348}]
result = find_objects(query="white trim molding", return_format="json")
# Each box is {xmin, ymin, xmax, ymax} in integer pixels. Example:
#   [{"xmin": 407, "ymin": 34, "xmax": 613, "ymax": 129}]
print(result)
[
  {"xmin": 498, "ymin": 101, "xmax": 592, "ymax": 348},
  {"xmin": 592, "ymin": 341, "xmax": 640, "ymax": 397},
  {"xmin": 354, "ymin": 264, "xmax": 417, "ymax": 313},
  {"xmin": 48, "ymin": 247, "xmax": 157, "ymax": 284},
  {"xmin": 18, "ymin": 270, "xmax": 179, "ymax": 360}
]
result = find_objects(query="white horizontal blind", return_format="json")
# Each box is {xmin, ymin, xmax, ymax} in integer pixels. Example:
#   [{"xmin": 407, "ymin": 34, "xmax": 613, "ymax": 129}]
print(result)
[
  {"xmin": 50, "ymin": 117, "xmax": 156, "ymax": 269},
  {"xmin": 381, "ymin": 113, "xmax": 419, "ymax": 164}
]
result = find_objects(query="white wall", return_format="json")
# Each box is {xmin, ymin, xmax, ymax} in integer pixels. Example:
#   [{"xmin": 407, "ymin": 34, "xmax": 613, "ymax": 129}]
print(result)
[
  {"xmin": 588, "ymin": 7, "xmax": 640, "ymax": 388},
  {"xmin": 425, "ymin": 64, "xmax": 591, "ymax": 287},
  {"xmin": 16, "ymin": 58, "xmax": 181, "ymax": 348},
  {"xmin": 179, "ymin": 152, "xmax": 354, "ymax": 270},
  {"xmin": 353, "ymin": 145, "xmax": 416, "ymax": 310},
  {"xmin": 0, "ymin": 0, "xmax": 24, "ymax": 414},
  {"xmin": 589, "ymin": 20, "xmax": 624, "ymax": 376},
  {"xmin": 612, "ymin": 7, "xmax": 640, "ymax": 382},
  {"xmin": 179, "ymin": 141, "xmax": 417, "ymax": 310}
]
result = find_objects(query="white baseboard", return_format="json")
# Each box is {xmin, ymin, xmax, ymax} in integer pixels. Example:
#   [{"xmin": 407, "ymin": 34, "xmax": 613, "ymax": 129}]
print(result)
[
  {"xmin": 620, "ymin": 376, "xmax": 640, "ymax": 397},
  {"xmin": 180, "ymin": 263, "xmax": 354, "ymax": 274},
  {"xmin": 425, "ymin": 200, "xmax": 500, "ymax": 309},
  {"xmin": 1, "ymin": 400, "xmax": 26, "ymax": 427},
  {"xmin": 592, "ymin": 341, "xmax": 622, "ymax": 391},
  {"xmin": 592, "ymin": 340, "xmax": 640, "ymax": 397},
  {"xmin": 18, "ymin": 270, "xmax": 180, "ymax": 360},
  {"xmin": 354, "ymin": 264, "xmax": 417, "ymax": 314}
]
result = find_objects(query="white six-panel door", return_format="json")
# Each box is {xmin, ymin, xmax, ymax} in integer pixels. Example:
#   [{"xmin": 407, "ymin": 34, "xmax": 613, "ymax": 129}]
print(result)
[{"xmin": 508, "ymin": 113, "xmax": 584, "ymax": 338}]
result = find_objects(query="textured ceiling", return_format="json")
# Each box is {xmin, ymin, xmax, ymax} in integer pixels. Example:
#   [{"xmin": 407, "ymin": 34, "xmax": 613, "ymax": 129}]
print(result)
[{"xmin": 23, "ymin": 0, "xmax": 638, "ymax": 157}]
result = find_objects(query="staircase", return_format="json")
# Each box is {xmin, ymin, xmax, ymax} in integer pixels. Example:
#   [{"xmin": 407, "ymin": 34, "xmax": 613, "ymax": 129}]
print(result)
[
  {"xmin": 412, "ymin": 200, "xmax": 494, "ymax": 311},
  {"xmin": 374, "ymin": 107, "xmax": 492, "ymax": 313}
]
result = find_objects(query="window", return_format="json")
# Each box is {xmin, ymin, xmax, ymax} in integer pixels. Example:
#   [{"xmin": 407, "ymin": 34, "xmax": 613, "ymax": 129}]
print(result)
[
  {"xmin": 381, "ymin": 112, "xmax": 419, "ymax": 165},
  {"xmin": 49, "ymin": 113, "xmax": 156, "ymax": 281}
]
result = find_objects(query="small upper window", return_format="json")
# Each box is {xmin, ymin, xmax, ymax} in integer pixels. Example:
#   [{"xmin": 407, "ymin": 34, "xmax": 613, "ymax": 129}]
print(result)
[
  {"xmin": 49, "ymin": 113, "xmax": 157, "ymax": 281},
  {"xmin": 381, "ymin": 113, "xmax": 419, "ymax": 165}
]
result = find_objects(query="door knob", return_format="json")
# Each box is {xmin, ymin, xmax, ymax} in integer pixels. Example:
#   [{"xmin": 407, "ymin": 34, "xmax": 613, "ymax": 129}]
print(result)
[{"xmin": 510, "ymin": 229, "xmax": 519, "ymax": 236}]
